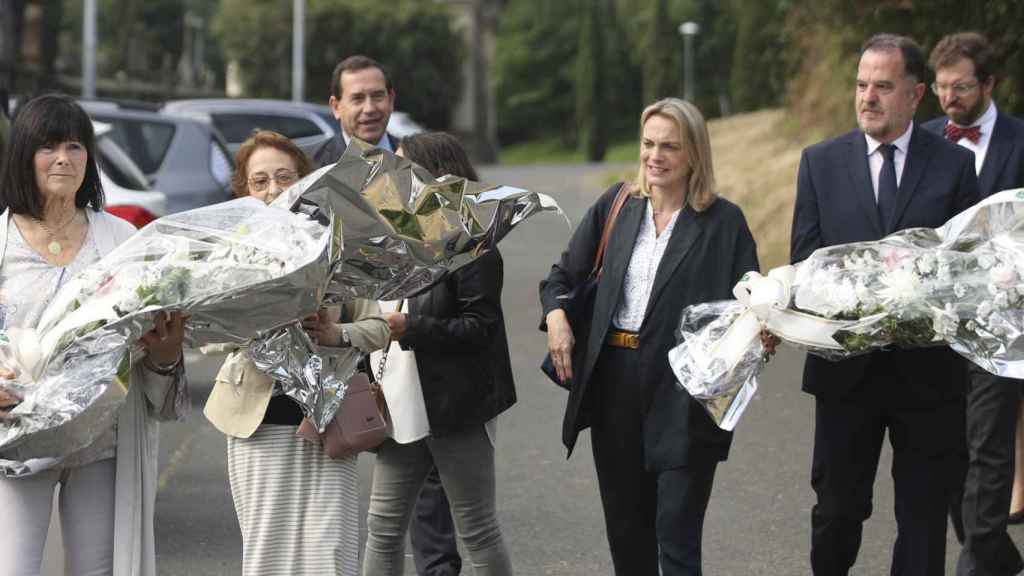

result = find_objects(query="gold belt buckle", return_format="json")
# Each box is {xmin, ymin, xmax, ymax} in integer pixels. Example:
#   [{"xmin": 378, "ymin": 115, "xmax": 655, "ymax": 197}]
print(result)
[{"xmin": 609, "ymin": 331, "xmax": 639, "ymax": 349}]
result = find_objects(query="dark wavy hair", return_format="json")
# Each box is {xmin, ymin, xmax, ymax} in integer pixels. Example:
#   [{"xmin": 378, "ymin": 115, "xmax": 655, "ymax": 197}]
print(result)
[
  {"xmin": 231, "ymin": 130, "xmax": 315, "ymax": 198},
  {"xmin": 398, "ymin": 132, "xmax": 478, "ymax": 181},
  {"xmin": 330, "ymin": 55, "xmax": 394, "ymax": 100},
  {"xmin": 929, "ymin": 31, "xmax": 998, "ymax": 83},
  {"xmin": 0, "ymin": 93, "xmax": 104, "ymax": 219}
]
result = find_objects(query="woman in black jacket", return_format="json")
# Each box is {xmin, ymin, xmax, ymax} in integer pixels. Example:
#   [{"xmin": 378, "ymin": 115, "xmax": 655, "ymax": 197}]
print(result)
[
  {"xmin": 362, "ymin": 132, "xmax": 516, "ymax": 576},
  {"xmin": 541, "ymin": 98, "xmax": 759, "ymax": 575}
]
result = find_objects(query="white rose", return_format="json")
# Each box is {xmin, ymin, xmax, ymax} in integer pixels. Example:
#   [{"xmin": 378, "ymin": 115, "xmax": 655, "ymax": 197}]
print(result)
[
  {"xmin": 989, "ymin": 264, "xmax": 1016, "ymax": 288},
  {"xmin": 916, "ymin": 254, "xmax": 936, "ymax": 275},
  {"xmin": 978, "ymin": 254, "xmax": 997, "ymax": 270},
  {"xmin": 977, "ymin": 300, "xmax": 993, "ymax": 320}
]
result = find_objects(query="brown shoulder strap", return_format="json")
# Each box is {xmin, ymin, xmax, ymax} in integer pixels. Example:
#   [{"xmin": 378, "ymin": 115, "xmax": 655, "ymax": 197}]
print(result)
[{"xmin": 592, "ymin": 183, "xmax": 630, "ymax": 276}]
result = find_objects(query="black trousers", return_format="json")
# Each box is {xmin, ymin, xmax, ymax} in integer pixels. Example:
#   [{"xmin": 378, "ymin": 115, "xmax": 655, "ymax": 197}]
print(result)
[
  {"xmin": 950, "ymin": 366, "xmax": 1023, "ymax": 576},
  {"xmin": 411, "ymin": 467, "xmax": 462, "ymax": 576},
  {"xmin": 810, "ymin": 372, "xmax": 963, "ymax": 576},
  {"xmin": 590, "ymin": 345, "xmax": 718, "ymax": 576}
]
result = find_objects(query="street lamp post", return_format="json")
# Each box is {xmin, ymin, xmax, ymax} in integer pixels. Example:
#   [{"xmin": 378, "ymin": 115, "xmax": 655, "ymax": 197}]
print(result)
[
  {"xmin": 292, "ymin": 0, "xmax": 305, "ymax": 102},
  {"xmin": 678, "ymin": 21, "xmax": 700, "ymax": 103},
  {"xmin": 83, "ymin": 0, "xmax": 97, "ymax": 98}
]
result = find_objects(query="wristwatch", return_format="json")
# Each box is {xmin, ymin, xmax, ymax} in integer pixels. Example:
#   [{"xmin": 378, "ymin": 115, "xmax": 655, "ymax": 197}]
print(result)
[{"xmin": 340, "ymin": 326, "xmax": 351, "ymax": 347}]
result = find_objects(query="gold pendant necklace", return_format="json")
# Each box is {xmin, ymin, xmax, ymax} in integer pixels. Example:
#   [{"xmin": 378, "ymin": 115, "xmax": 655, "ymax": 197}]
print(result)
[{"xmin": 35, "ymin": 209, "xmax": 79, "ymax": 257}]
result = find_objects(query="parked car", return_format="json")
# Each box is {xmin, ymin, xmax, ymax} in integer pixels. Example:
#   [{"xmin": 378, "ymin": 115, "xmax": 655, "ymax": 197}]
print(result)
[
  {"xmin": 93, "ymin": 121, "xmax": 168, "ymax": 228},
  {"xmin": 80, "ymin": 100, "xmax": 234, "ymax": 213},
  {"xmin": 162, "ymin": 98, "xmax": 425, "ymax": 155}
]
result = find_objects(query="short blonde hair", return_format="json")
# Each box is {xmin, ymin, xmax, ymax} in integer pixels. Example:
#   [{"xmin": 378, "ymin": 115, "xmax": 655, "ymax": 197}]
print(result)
[{"xmin": 632, "ymin": 98, "xmax": 716, "ymax": 213}]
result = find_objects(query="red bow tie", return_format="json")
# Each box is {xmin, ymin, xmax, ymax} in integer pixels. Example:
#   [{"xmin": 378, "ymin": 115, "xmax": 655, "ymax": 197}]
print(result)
[{"xmin": 944, "ymin": 123, "xmax": 982, "ymax": 144}]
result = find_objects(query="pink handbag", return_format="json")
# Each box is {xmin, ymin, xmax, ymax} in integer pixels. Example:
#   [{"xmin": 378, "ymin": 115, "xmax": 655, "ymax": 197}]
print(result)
[{"xmin": 296, "ymin": 372, "xmax": 389, "ymax": 459}]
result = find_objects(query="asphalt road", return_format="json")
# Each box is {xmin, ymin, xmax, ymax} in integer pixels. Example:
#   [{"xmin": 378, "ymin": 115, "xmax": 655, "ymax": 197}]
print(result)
[{"xmin": 42, "ymin": 164, "xmax": 1024, "ymax": 574}]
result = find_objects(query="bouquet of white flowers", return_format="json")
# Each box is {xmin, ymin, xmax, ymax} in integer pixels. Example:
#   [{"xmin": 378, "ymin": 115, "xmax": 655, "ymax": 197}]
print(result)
[
  {"xmin": 670, "ymin": 188, "xmax": 1024, "ymax": 431},
  {"xmin": 0, "ymin": 197, "xmax": 333, "ymax": 463}
]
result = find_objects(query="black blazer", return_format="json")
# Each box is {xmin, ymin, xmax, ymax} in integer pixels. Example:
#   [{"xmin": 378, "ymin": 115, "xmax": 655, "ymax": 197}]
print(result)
[
  {"xmin": 540, "ymin": 184, "xmax": 759, "ymax": 470},
  {"xmin": 400, "ymin": 249, "xmax": 516, "ymax": 437},
  {"xmin": 310, "ymin": 131, "xmax": 402, "ymax": 168},
  {"xmin": 790, "ymin": 126, "xmax": 980, "ymax": 401},
  {"xmin": 921, "ymin": 111, "xmax": 1024, "ymax": 198}
]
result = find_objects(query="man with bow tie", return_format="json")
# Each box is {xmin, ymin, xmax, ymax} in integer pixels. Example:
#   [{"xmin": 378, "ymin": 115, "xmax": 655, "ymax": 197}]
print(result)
[{"xmin": 923, "ymin": 32, "xmax": 1024, "ymax": 576}]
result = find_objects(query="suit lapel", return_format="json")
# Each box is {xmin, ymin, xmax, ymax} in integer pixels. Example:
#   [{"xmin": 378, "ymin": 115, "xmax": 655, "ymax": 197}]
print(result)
[
  {"xmin": 979, "ymin": 114, "xmax": 1016, "ymax": 198},
  {"xmin": 890, "ymin": 125, "xmax": 932, "ymax": 233},
  {"xmin": 845, "ymin": 135, "xmax": 883, "ymax": 237},
  {"xmin": 640, "ymin": 206, "xmax": 703, "ymax": 324}
]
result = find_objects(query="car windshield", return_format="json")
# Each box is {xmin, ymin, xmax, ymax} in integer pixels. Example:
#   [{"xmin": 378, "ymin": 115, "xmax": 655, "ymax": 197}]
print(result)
[
  {"xmin": 92, "ymin": 116, "xmax": 175, "ymax": 174},
  {"xmin": 96, "ymin": 135, "xmax": 151, "ymax": 191}
]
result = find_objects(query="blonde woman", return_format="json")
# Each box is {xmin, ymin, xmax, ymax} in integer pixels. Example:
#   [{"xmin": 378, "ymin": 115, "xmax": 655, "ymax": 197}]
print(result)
[
  {"xmin": 205, "ymin": 131, "xmax": 389, "ymax": 576},
  {"xmin": 541, "ymin": 98, "xmax": 759, "ymax": 575}
]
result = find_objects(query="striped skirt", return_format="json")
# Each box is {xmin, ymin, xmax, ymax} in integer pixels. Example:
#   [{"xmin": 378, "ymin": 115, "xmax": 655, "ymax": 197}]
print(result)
[{"xmin": 227, "ymin": 425, "xmax": 360, "ymax": 576}]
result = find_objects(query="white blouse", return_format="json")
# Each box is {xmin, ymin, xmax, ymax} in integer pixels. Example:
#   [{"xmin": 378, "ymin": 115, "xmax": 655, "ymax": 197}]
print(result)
[{"xmin": 612, "ymin": 200, "xmax": 680, "ymax": 332}]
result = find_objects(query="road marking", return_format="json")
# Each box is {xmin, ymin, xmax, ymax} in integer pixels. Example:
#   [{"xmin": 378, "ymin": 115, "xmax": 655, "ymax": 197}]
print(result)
[{"xmin": 158, "ymin": 425, "xmax": 204, "ymax": 491}]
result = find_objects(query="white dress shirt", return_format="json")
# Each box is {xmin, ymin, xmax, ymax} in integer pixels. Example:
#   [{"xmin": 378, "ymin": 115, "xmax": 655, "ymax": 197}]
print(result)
[
  {"xmin": 946, "ymin": 101, "xmax": 997, "ymax": 176},
  {"xmin": 342, "ymin": 129, "xmax": 394, "ymax": 152},
  {"xmin": 865, "ymin": 122, "xmax": 914, "ymax": 202},
  {"xmin": 612, "ymin": 200, "xmax": 680, "ymax": 332}
]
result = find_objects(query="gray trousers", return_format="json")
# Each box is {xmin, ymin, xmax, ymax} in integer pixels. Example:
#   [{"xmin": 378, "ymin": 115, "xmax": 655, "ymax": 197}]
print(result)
[{"xmin": 362, "ymin": 426, "xmax": 513, "ymax": 576}]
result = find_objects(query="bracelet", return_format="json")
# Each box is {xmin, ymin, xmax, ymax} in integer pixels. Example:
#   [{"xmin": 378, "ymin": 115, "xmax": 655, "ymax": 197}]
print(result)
[{"xmin": 143, "ymin": 354, "xmax": 182, "ymax": 375}]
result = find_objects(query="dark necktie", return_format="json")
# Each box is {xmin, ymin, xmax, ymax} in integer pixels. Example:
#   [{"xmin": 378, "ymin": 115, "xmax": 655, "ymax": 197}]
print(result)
[
  {"xmin": 877, "ymin": 143, "xmax": 897, "ymax": 234},
  {"xmin": 944, "ymin": 123, "xmax": 982, "ymax": 144}
]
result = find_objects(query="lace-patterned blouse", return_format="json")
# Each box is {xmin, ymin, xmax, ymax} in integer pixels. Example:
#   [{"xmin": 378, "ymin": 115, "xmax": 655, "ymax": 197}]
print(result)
[
  {"xmin": 0, "ymin": 220, "xmax": 115, "ymax": 468},
  {"xmin": 612, "ymin": 200, "xmax": 681, "ymax": 332}
]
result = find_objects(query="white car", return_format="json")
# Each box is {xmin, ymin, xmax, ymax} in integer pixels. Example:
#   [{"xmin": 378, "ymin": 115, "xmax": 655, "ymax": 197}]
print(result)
[{"xmin": 93, "ymin": 121, "xmax": 168, "ymax": 228}]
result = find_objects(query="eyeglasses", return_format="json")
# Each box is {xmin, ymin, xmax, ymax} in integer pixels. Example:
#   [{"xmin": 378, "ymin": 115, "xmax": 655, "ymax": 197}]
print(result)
[
  {"xmin": 248, "ymin": 170, "xmax": 298, "ymax": 192},
  {"xmin": 930, "ymin": 81, "xmax": 979, "ymax": 97}
]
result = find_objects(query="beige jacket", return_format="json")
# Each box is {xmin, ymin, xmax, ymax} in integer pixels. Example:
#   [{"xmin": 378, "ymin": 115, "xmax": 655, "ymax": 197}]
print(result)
[{"xmin": 203, "ymin": 300, "xmax": 389, "ymax": 438}]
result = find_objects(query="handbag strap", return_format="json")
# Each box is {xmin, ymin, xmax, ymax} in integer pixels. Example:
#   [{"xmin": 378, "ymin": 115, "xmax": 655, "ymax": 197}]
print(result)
[
  {"xmin": 591, "ymin": 183, "xmax": 630, "ymax": 277},
  {"xmin": 374, "ymin": 300, "xmax": 402, "ymax": 383}
]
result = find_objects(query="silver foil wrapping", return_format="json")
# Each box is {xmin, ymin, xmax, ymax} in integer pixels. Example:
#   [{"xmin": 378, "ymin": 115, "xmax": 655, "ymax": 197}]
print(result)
[
  {"xmin": 248, "ymin": 323, "xmax": 362, "ymax": 431},
  {"xmin": 0, "ymin": 198, "xmax": 333, "ymax": 467},
  {"xmin": 670, "ymin": 188, "xmax": 1024, "ymax": 430},
  {"xmin": 271, "ymin": 139, "xmax": 565, "ymax": 301}
]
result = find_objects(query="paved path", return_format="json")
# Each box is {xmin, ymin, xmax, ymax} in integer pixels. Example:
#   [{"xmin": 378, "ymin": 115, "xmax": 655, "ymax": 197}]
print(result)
[{"xmin": 44, "ymin": 164, "xmax": 1023, "ymax": 574}]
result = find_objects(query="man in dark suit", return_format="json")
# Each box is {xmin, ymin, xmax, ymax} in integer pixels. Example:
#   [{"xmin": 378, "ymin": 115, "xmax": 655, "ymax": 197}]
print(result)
[
  {"xmin": 922, "ymin": 31, "xmax": 1024, "ymax": 576},
  {"xmin": 791, "ymin": 34, "xmax": 980, "ymax": 575},
  {"xmin": 312, "ymin": 55, "xmax": 460, "ymax": 576},
  {"xmin": 310, "ymin": 55, "xmax": 402, "ymax": 167}
]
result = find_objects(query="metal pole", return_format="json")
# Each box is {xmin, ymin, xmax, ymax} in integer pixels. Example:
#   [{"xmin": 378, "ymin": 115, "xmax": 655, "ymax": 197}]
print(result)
[
  {"xmin": 678, "ymin": 21, "xmax": 699, "ymax": 103},
  {"xmin": 82, "ymin": 0, "xmax": 96, "ymax": 98},
  {"xmin": 683, "ymin": 34, "xmax": 694, "ymax": 102},
  {"xmin": 292, "ymin": 0, "xmax": 305, "ymax": 102}
]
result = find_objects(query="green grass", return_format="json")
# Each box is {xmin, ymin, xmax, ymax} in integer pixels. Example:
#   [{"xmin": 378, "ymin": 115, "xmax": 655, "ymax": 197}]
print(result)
[{"xmin": 499, "ymin": 136, "xmax": 639, "ymax": 165}]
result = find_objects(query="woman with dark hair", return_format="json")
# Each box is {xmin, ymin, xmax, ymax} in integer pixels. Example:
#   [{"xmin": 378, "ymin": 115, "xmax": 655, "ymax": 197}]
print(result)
[
  {"xmin": 362, "ymin": 132, "xmax": 516, "ymax": 576},
  {"xmin": 203, "ymin": 130, "xmax": 388, "ymax": 576},
  {"xmin": 541, "ymin": 98, "xmax": 759, "ymax": 575},
  {"xmin": 0, "ymin": 93, "xmax": 187, "ymax": 576}
]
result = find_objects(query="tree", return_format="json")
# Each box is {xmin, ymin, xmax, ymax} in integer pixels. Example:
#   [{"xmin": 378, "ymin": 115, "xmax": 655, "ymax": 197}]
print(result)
[
  {"xmin": 494, "ymin": 0, "xmax": 579, "ymax": 145},
  {"xmin": 576, "ymin": 0, "xmax": 608, "ymax": 161},
  {"xmin": 215, "ymin": 0, "xmax": 463, "ymax": 130}
]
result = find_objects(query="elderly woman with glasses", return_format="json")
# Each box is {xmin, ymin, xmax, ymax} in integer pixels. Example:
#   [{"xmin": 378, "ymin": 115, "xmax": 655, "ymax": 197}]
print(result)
[{"xmin": 204, "ymin": 130, "xmax": 390, "ymax": 576}]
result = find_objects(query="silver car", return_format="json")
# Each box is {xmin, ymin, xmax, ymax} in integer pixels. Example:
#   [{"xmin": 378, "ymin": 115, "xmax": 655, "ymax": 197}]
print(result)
[
  {"xmin": 93, "ymin": 121, "xmax": 169, "ymax": 228},
  {"xmin": 80, "ymin": 101, "xmax": 234, "ymax": 213},
  {"xmin": 162, "ymin": 98, "xmax": 424, "ymax": 155}
]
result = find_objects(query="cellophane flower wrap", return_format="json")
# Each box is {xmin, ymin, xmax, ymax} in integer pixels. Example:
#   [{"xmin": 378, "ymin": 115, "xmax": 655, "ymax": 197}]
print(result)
[
  {"xmin": 669, "ymin": 188, "xmax": 1024, "ymax": 431},
  {"xmin": 0, "ymin": 197, "xmax": 333, "ymax": 468},
  {"xmin": 0, "ymin": 140, "xmax": 567, "ymax": 470}
]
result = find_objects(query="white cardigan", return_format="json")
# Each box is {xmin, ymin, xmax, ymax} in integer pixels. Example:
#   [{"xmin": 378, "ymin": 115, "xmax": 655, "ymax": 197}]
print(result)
[{"xmin": 0, "ymin": 209, "xmax": 188, "ymax": 576}]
